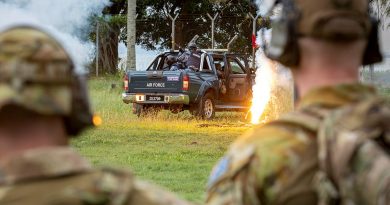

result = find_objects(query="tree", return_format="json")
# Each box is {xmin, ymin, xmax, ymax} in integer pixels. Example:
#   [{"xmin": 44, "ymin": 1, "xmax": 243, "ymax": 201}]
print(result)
[
  {"xmin": 127, "ymin": 0, "xmax": 136, "ymax": 71},
  {"xmin": 91, "ymin": 0, "xmax": 127, "ymax": 74},
  {"xmin": 92, "ymin": 0, "xmax": 260, "ymax": 73},
  {"xmin": 135, "ymin": 0, "xmax": 258, "ymax": 54},
  {"xmin": 370, "ymin": 0, "xmax": 390, "ymax": 29}
]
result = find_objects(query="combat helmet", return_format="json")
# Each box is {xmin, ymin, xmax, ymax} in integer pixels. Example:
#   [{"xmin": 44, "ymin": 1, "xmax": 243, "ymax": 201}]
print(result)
[
  {"xmin": 188, "ymin": 43, "xmax": 198, "ymax": 51},
  {"xmin": 0, "ymin": 25, "xmax": 93, "ymax": 136},
  {"xmin": 261, "ymin": 0, "xmax": 382, "ymax": 67}
]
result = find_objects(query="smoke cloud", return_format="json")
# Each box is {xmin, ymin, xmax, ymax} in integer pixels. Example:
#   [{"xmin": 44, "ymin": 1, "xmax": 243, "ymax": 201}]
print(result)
[{"xmin": 0, "ymin": 0, "xmax": 110, "ymax": 73}]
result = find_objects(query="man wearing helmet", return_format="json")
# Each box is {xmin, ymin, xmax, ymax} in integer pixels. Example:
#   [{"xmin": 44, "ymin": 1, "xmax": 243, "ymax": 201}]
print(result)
[
  {"xmin": 186, "ymin": 43, "xmax": 202, "ymax": 71},
  {"xmin": 176, "ymin": 43, "xmax": 202, "ymax": 71},
  {"xmin": 163, "ymin": 55, "xmax": 177, "ymax": 71},
  {"xmin": 206, "ymin": 0, "xmax": 389, "ymax": 205},
  {"xmin": 0, "ymin": 26, "xmax": 191, "ymax": 205}
]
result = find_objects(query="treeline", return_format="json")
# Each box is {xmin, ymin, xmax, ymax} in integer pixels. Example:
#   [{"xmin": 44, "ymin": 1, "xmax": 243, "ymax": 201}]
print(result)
[{"xmin": 89, "ymin": 0, "xmax": 390, "ymax": 74}]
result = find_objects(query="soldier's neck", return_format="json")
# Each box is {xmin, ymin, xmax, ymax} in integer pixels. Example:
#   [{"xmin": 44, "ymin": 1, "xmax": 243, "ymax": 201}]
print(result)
[
  {"xmin": 293, "ymin": 67, "xmax": 360, "ymax": 98},
  {"xmin": 294, "ymin": 38, "xmax": 364, "ymax": 97},
  {"xmin": 0, "ymin": 116, "xmax": 68, "ymax": 163}
]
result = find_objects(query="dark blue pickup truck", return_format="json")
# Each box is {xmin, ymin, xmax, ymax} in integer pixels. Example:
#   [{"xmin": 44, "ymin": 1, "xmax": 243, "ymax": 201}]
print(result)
[{"xmin": 122, "ymin": 50, "xmax": 254, "ymax": 119}]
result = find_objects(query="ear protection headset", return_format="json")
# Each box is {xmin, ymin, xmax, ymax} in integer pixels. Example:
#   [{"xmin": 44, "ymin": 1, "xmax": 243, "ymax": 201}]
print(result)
[{"xmin": 263, "ymin": 0, "xmax": 383, "ymax": 67}]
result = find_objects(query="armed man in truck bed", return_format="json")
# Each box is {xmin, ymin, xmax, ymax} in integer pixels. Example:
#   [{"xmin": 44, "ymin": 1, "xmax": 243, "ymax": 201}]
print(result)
[
  {"xmin": 206, "ymin": 0, "xmax": 390, "ymax": 205},
  {"xmin": 0, "ymin": 25, "xmax": 192, "ymax": 205}
]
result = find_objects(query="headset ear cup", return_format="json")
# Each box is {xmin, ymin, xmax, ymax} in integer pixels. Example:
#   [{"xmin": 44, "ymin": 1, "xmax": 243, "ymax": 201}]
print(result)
[
  {"xmin": 265, "ymin": 0, "xmax": 300, "ymax": 67},
  {"xmin": 265, "ymin": 17, "xmax": 300, "ymax": 67},
  {"xmin": 362, "ymin": 19, "xmax": 383, "ymax": 65},
  {"xmin": 64, "ymin": 74, "xmax": 93, "ymax": 136},
  {"xmin": 280, "ymin": 22, "xmax": 300, "ymax": 67}
]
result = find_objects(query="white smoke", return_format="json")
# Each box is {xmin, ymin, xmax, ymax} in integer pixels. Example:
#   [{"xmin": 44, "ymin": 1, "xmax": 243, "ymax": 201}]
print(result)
[
  {"xmin": 256, "ymin": 0, "xmax": 276, "ymax": 16},
  {"xmin": 0, "ymin": 0, "xmax": 110, "ymax": 74}
]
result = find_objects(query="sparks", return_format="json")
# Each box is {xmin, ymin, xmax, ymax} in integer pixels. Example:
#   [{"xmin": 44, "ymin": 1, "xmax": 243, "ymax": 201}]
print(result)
[{"xmin": 250, "ymin": 50, "xmax": 274, "ymax": 124}]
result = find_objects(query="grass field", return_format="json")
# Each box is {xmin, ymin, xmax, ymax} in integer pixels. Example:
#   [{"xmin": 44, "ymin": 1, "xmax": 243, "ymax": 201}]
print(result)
[
  {"xmin": 72, "ymin": 76, "xmax": 252, "ymax": 203},
  {"xmin": 72, "ymin": 76, "xmax": 390, "ymax": 203}
]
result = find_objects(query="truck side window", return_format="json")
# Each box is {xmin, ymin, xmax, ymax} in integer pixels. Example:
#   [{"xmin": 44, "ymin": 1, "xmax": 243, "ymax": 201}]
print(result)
[
  {"xmin": 229, "ymin": 58, "xmax": 246, "ymax": 74},
  {"xmin": 147, "ymin": 56, "xmax": 162, "ymax": 71},
  {"xmin": 203, "ymin": 56, "xmax": 211, "ymax": 72}
]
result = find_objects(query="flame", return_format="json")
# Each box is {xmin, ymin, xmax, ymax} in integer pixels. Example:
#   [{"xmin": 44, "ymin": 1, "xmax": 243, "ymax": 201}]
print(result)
[
  {"xmin": 93, "ymin": 114, "xmax": 103, "ymax": 127},
  {"xmin": 250, "ymin": 51, "xmax": 274, "ymax": 124}
]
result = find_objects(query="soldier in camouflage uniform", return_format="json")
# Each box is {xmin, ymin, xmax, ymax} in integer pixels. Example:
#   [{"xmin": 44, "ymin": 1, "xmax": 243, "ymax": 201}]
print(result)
[
  {"xmin": 206, "ymin": 0, "xmax": 389, "ymax": 205},
  {"xmin": 0, "ymin": 26, "xmax": 192, "ymax": 205}
]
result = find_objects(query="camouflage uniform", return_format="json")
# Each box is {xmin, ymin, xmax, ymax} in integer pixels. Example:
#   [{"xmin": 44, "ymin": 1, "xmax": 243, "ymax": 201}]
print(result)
[
  {"xmin": 0, "ymin": 27, "xmax": 193, "ymax": 205},
  {"xmin": 206, "ymin": 84, "xmax": 390, "ymax": 205},
  {"xmin": 0, "ymin": 147, "xmax": 191, "ymax": 205},
  {"xmin": 207, "ymin": 0, "xmax": 389, "ymax": 203}
]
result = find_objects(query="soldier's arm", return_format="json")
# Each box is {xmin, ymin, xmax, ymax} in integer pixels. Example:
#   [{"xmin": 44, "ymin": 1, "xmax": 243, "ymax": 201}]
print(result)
[
  {"xmin": 205, "ymin": 124, "xmax": 313, "ymax": 205},
  {"xmin": 95, "ymin": 168, "xmax": 194, "ymax": 205},
  {"xmin": 206, "ymin": 155, "xmax": 263, "ymax": 205},
  {"xmin": 127, "ymin": 179, "xmax": 194, "ymax": 205}
]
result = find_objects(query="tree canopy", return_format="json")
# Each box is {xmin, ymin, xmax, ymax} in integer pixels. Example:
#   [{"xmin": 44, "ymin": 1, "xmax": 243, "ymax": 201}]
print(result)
[
  {"xmin": 91, "ymin": 0, "xmax": 390, "ymax": 74},
  {"xmin": 136, "ymin": 0, "xmax": 258, "ymax": 53}
]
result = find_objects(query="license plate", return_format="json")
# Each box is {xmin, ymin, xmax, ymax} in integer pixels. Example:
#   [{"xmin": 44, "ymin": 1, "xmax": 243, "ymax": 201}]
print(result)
[{"xmin": 146, "ymin": 95, "xmax": 164, "ymax": 102}]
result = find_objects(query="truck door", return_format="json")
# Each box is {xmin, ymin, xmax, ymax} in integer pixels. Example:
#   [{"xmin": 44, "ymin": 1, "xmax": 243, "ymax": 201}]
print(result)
[{"xmin": 225, "ymin": 56, "xmax": 250, "ymax": 102}]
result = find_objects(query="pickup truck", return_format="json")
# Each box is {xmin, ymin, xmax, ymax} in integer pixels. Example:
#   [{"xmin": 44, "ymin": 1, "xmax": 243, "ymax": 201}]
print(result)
[{"xmin": 122, "ymin": 50, "xmax": 254, "ymax": 119}]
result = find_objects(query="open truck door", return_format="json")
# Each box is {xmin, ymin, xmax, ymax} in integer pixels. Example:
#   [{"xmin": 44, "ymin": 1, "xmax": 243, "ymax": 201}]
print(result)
[{"xmin": 224, "ymin": 54, "xmax": 251, "ymax": 103}]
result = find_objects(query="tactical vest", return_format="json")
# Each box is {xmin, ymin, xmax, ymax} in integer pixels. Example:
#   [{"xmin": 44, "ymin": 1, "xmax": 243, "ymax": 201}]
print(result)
[{"xmin": 278, "ymin": 98, "xmax": 390, "ymax": 205}]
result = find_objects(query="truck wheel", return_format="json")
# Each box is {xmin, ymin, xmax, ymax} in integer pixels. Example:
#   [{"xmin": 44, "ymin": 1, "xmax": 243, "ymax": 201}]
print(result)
[{"xmin": 194, "ymin": 93, "xmax": 215, "ymax": 120}]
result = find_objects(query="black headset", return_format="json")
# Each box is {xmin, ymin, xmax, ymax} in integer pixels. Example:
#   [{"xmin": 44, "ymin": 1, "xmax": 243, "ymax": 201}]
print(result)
[{"xmin": 263, "ymin": 0, "xmax": 383, "ymax": 67}]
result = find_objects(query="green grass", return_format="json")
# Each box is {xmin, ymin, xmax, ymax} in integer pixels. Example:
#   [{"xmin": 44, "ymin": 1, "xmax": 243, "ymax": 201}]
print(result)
[{"xmin": 72, "ymin": 76, "xmax": 252, "ymax": 202}]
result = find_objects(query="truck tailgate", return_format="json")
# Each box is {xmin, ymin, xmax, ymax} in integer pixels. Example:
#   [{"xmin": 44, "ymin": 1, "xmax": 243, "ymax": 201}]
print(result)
[{"xmin": 128, "ymin": 71, "xmax": 183, "ymax": 93}]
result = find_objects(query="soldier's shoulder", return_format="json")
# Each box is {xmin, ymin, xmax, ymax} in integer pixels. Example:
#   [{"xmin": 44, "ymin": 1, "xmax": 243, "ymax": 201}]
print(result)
[
  {"xmin": 208, "ymin": 121, "xmax": 313, "ymax": 188},
  {"xmin": 73, "ymin": 167, "xmax": 135, "ymax": 204},
  {"xmin": 94, "ymin": 166, "xmax": 135, "ymax": 191},
  {"xmin": 233, "ymin": 119, "xmax": 314, "ymax": 153}
]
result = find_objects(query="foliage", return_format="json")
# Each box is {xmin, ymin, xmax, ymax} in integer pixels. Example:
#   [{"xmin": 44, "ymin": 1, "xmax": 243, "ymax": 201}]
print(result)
[
  {"xmin": 135, "ymin": 0, "xmax": 259, "ymax": 53},
  {"xmin": 89, "ymin": 0, "xmax": 128, "ymax": 74},
  {"xmin": 88, "ymin": 0, "xmax": 263, "ymax": 73},
  {"xmin": 370, "ymin": 0, "xmax": 390, "ymax": 29}
]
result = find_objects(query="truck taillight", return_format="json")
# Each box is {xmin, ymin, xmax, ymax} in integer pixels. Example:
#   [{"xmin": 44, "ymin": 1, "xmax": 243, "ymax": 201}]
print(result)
[
  {"xmin": 124, "ymin": 75, "xmax": 129, "ymax": 91},
  {"xmin": 183, "ymin": 75, "xmax": 189, "ymax": 91}
]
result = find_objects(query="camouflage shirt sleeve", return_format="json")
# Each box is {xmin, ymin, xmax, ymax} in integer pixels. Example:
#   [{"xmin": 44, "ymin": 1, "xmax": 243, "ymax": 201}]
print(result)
[
  {"xmin": 128, "ymin": 179, "xmax": 194, "ymax": 205},
  {"xmin": 94, "ymin": 168, "xmax": 193, "ymax": 205},
  {"xmin": 206, "ymin": 123, "xmax": 317, "ymax": 205}
]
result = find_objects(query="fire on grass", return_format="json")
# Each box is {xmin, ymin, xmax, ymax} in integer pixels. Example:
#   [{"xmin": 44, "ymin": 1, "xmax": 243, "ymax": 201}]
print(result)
[
  {"xmin": 249, "ymin": 51, "xmax": 294, "ymax": 125},
  {"xmin": 250, "ymin": 52, "xmax": 274, "ymax": 124}
]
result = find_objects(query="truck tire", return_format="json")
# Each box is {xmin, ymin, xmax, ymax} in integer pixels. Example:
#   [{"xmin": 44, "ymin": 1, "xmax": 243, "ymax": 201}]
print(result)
[{"xmin": 193, "ymin": 92, "xmax": 215, "ymax": 120}]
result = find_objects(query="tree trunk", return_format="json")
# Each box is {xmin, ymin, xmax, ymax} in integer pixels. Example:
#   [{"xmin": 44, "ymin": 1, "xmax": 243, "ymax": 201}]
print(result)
[
  {"xmin": 175, "ymin": 2, "xmax": 192, "ymax": 49},
  {"xmin": 127, "ymin": 0, "xmax": 136, "ymax": 71},
  {"xmin": 98, "ymin": 24, "xmax": 120, "ymax": 74}
]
